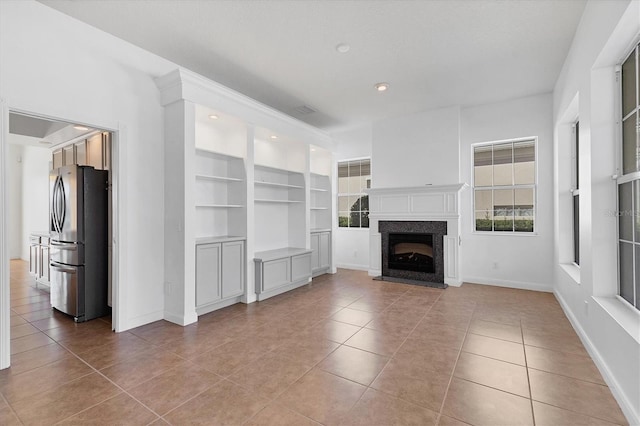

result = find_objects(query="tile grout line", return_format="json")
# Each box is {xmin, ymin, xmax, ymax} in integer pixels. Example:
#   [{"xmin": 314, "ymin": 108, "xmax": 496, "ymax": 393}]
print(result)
[{"xmin": 521, "ymin": 318, "xmax": 536, "ymax": 426}]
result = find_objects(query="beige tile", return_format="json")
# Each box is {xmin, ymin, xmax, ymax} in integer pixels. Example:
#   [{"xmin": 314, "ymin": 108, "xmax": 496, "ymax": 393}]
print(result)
[
  {"xmin": 344, "ymin": 327, "xmax": 407, "ymax": 357},
  {"xmin": 163, "ymin": 379, "xmax": 269, "ymax": 425},
  {"xmin": 330, "ymin": 308, "xmax": 376, "ymax": 327},
  {"xmin": 371, "ymin": 358, "xmax": 450, "ymax": 412},
  {"xmin": 229, "ymin": 352, "xmax": 311, "ymax": 400},
  {"xmin": 532, "ymin": 401, "xmax": 621, "ymax": 426},
  {"xmin": 190, "ymin": 336, "xmax": 274, "ymax": 376},
  {"xmin": 525, "ymin": 345, "xmax": 605, "ymax": 385},
  {"xmin": 397, "ymin": 338, "xmax": 461, "ymax": 375},
  {"xmin": 0, "ymin": 406, "xmax": 22, "ymax": 426},
  {"xmin": 10, "ymin": 332, "xmax": 54, "ymax": 355},
  {"xmin": 442, "ymin": 378, "xmax": 533, "ymax": 426},
  {"xmin": 0, "ymin": 356, "xmax": 94, "ymax": 404},
  {"xmin": 340, "ymin": 388, "xmax": 439, "ymax": 425},
  {"xmin": 454, "ymin": 352, "xmax": 529, "ymax": 397},
  {"xmin": 318, "ymin": 345, "xmax": 389, "ymax": 386},
  {"xmin": 245, "ymin": 403, "xmax": 320, "ymax": 426},
  {"xmin": 422, "ymin": 310, "xmax": 472, "ymax": 330},
  {"xmin": 275, "ymin": 369, "xmax": 366, "ymax": 424},
  {"xmin": 57, "ymin": 392, "xmax": 158, "ymax": 425},
  {"xmin": 128, "ymin": 364, "xmax": 221, "ymax": 415},
  {"xmin": 10, "ymin": 373, "xmax": 120, "ymax": 426},
  {"xmin": 437, "ymin": 415, "xmax": 471, "ymax": 426},
  {"xmin": 529, "ymin": 369, "xmax": 627, "ymax": 424},
  {"xmin": 522, "ymin": 327, "xmax": 588, "ymax": 356},
  {"xmin": 101, "ymin": 349, "xmax": 191, "ymax": 390},
  {"xmin": 410, "ymin": 323, "xmax": 468, "ymax": 349},
  {"xmin": 306, "ymin": 319, "xmax": 361, "ymax": 344},
  {"xmin": 468, "ymin": 319, "xmax": 522, "ymax": 343},
  {"xmin": 462, "ymin": 333, "xmax": 525, "ymax": 365},
  {"xmin": 269, "ymin": 336, "xmax": 340, "ymax": 368},
  {"xmin": 10, "ymin": 324, "xmax": 41, "ymax": 340},
  {"xmin": 2, "ymin": 343, "xmax": 72, "ymax": 376}
]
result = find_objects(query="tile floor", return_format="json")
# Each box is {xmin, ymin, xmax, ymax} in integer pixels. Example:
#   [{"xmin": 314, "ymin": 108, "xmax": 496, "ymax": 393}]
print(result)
[{"xmin": 1, "ymin": 259, "xmax": 628, "ymax": 425}]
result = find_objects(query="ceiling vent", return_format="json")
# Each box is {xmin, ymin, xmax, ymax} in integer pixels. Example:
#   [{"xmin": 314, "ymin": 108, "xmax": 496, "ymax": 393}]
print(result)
[{"xmin": 292, "ymin": 104, "xmax": 317, "ymax": 115}]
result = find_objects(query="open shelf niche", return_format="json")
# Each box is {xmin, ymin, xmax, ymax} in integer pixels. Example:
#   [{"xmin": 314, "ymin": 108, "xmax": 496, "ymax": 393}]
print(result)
[
  {"xmin": 310, "ymin": 145, "xmax": 333, "ymax": 231},
  {"xmin": 194, "ymin": 105, "xmax": 247, "ymax": 241}
]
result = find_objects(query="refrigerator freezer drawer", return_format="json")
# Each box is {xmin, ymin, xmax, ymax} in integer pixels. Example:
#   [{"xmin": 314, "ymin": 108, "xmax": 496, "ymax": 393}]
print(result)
[
  {"xmin": 50, "ymin": 262, "xmax": 83, "ymax": 321},
  {"xmin": 50, "ymin": 240, "xmax": 83, "ymax": 265}
]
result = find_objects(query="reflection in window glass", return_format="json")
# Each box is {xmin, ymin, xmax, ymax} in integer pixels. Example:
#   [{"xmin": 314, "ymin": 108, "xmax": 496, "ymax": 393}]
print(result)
[
  {"xmin": 337, "ymin": 159, "xmax": 371, "ymax": 228},
  {"xmin": 473, "ymin": 139, "xmax": 535, "ymax": 233}
]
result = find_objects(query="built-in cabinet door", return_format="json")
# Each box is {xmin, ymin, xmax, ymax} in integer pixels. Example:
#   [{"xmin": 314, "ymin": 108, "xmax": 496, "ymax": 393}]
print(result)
[
  {"xmin": 222, "ymin": 241, "xmax": 244, "ymax": 298},
  {"xmin": 262, "ymin": 258, "xmax": 290, "ymax": 291},
  {"xmin": 291, "ymin": 253, "xmax": 312, "ymax": 282},
  {"xmin": 86, "ymin": 133, "xmax": 103, "ymax": 170},
  {"xmin": 40, "ymin": 245, "xmax": 50, "ymax": 282},
  {"xmin": 318, "ymin": 232, "xmax": 330, "ymax": 269},
  {"xmin": 29, "ymin": 243, "xmax": 39, "ymax": 276},
  {"xmin": 196, "ymin": 243, "xmax": 222, "ymax": 307},
  {"xmin": 63, "ymin": 145, "xmax": 75, "ymax": 166},
  {"xmin": 75, "ymin": 140, "xmax": 87, "ymax": 166},
  {"xmin": 310, "ymin": 233, "xmax": 320, "ymax": 270},
  {"xmin": 52, "ymin": 149, "xmax": 63, "ymax": 170}
]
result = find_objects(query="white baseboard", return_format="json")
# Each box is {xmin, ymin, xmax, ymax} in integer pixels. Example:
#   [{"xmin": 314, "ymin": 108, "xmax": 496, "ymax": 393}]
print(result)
[
  {"xmin": 335, "ymin": 263, "xmax": 370, "ymax": 272},
  {"xmin": 123, "ymin": 309, "xmax": 164, "ymax": 331},
  {"xmin": 163, "ymin": 310, "xmax": 198, "ymax": 327},
  {"xmin": 554, "ymin": 290, "xmax": 639, "ymax": 426},
  {"xmin": 462, "ymin": 276, "xmax": 553, "ymax": 293}
]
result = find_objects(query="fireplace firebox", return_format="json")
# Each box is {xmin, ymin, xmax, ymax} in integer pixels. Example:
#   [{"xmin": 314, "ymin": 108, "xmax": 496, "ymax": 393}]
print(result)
[
  {"xmin": 388, "ymin": 233, "xmax": 434, "ymax": 273},
  {"xmin": 379, "ymin": 221, "xmax": 447, "ymax": 288}
]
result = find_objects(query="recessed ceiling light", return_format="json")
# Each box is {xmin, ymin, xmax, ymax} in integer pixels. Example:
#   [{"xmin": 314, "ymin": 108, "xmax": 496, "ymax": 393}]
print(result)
[
  {"xmin": 39, "ymin": 140, "xmax": 52, "ymax": 145},
  {"xmin": 311, "ymin": 148, "xmax": 316, "ymax": 152},
  {"xmin": 374, "ymin": 82, "xmax": 390, "ymax": 92},
  {"xmin": 270, "ymin": 135, "xmax": 278, "ymax": 140},
  {"xmin": 336, "ymin": 43, "xmax": 350, "ymax": 53},
  {"xmin": 73, "ymin": 125, "xmax": 89, "ymax": 131},
  {"xmin": 208, "ymin": 114, "xmax": 218, "ymax": 120}
]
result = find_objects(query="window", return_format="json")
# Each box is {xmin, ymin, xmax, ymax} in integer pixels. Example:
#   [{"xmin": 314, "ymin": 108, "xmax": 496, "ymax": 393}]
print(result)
[
  {"xmin": 338, "ymin": 159, "xmax": 370, "ymax": 228},
  {"xmin": 473, "ymin": 138, "xmax": 536, "ymax": 232},
  {"xmin": 618, "ymin": 43, "xmax": 640, "ymax": 310},
  {"xmin": 573, "ymin": 121, "xmax": 580, "ymax": 265}
]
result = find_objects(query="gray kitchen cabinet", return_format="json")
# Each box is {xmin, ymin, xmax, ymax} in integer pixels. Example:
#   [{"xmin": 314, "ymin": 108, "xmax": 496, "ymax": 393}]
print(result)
[
  {"xmin": 29, "ymin": 234, "xmax": 50, "ymax": 289},
  {"xmin": 196, "ymin": 238, "xmax": 245, "ymax": 315},
  {"xmin": 254, "ymin": 247, "xmax": 312, "ymax": 301},
  {"xmin": 29, "ymin": 235, "xmax": 39, "ymax": 276},
  {"xmin": 311, "ymin": 230, "xmax": 331, "ymax": 277},
  {"xmin": 75, "ymin": 140, "xmax": 87, "ymax": 165},
  {"xmin": 86, "ymin": 133, "xmax": 104, "ymax": 170},
  {"xmin": 63, "ymin": 145, "xmax": 75, "ymax": 166},
  {"xmin": 52, "ymin": 149, "xmax": 63, "ymax": 169}
]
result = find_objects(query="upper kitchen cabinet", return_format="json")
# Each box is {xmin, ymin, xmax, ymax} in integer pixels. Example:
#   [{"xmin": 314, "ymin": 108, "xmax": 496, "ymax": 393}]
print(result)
[
  {"xmin": 52, "ymin": 132, "xmax": 111, "ymax": 171},
  {"xmin": 155, "ymin": 68, "xmax": 334, "ymax": 326}
]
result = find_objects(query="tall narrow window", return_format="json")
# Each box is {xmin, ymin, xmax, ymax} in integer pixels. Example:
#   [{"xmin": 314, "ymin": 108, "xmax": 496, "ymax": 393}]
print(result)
[
  {"xmin": 573, "ymin": 121, "xmax": 580, "ymax": 265},
  {"xmin": 338, "ymin": 159, "xmax": 371, "ymax": 228},
  {"xmin": 473, "ymin": 139, "xmax": 536, "ymax": 233},
  {"xmin": 618, "ymin": 43, "xmax": 640, "ymax": 310}
]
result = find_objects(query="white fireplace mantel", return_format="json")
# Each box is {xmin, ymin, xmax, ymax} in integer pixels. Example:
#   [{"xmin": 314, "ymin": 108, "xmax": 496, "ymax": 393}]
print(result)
[{"xmin": 365, "ymin": 183, "xmax": 467, "ymax": 286}]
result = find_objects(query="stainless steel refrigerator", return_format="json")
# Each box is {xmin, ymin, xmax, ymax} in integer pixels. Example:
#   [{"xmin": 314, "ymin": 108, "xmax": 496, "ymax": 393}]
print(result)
[{"xmin": 50, "ymin": 165, "xmax": 109, "ymax": 322}]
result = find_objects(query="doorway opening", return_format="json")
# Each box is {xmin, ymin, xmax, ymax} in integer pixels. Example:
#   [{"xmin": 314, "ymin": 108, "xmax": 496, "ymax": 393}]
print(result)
[{"xmin": 5, "ymin": 111, "xmax": 117, "ymax": 362}]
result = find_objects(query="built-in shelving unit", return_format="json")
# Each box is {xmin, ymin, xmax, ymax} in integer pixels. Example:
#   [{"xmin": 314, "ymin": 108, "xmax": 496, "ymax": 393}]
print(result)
[{"xmin": 156, "ymin": 68, "xmax": 335, "ymax": 325}]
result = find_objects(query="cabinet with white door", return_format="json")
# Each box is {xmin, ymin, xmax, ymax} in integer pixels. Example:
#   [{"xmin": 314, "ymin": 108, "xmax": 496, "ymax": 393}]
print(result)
[
  {"xmin": 311, "ymin": 230, "xmax": 331, "ymax": 277},
  {"xmin": 196, "ymin": 237, "xmax": 245, "ymax": 315}
]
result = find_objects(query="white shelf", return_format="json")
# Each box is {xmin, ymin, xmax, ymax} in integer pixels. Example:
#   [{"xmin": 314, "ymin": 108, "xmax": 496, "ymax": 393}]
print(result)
[
  {"xmin": 196, "ymin": 204, "xmax": 244, "ymax": 208},
  {"xmin": 311, "ymin": 207, "xmax": 329, "ymax": 210},
  {"xmin": 196, "ymin": 174, "xmax": 243, "ymax": 182},
  {"xmin": 255, "ymin": 199, "xmax": 304, "ymax": 204},
  {"xmin": 195, "ymin": 148, "xmax": 243, "ymax": 160},
  {"xmin": 255, "ymin": 181, "xmax": 304, "ymax": 189},
  {"xmin": 311, "ymin": 187, "xmax": 329, "ymax": 192}
]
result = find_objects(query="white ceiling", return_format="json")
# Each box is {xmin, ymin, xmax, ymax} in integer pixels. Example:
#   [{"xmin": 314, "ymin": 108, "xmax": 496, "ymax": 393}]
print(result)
[{"xmin": 40, "ymin": 0, "xmax": 586, "ymax": 132}]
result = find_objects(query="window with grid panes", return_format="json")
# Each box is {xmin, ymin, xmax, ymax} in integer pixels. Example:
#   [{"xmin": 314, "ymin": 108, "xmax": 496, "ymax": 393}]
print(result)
[
  {"xmin": 618, "ymin": 42, "xmax": 640, "ymax": 310},
  {"xmin": 473, "ymin": 139, "xmax": 536, "ymax": 232},
  {"xmin": 337, "ymin": 159, "xmax": 371, "ymax": 228}
]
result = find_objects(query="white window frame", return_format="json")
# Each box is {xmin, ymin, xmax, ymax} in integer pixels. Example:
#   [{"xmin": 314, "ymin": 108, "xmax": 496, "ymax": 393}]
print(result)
[
  {"xmin": 572, "ymin": 121, "xmax": 580, "ymax": 267},
  {"xmin": 471, "ymin": 136, "xmax": 538, "ymax": 235},
  {"xmin": 337, "ymin": 157, "xmax": 371, "ymax": 229}
]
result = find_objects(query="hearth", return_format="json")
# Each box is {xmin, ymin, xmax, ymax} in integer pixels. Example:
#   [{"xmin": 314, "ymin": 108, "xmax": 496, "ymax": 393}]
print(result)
[{"xmin": 379, "ymin": 221, "xmax": 447, "ymax": 288}]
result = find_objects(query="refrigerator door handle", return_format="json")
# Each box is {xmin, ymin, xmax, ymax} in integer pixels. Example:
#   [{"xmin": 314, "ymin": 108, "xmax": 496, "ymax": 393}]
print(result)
[
  {"xmin": 51, "ymin": 177, "xmax": 59, "ymax": 233},
  {"xmin": 50, "ymin": 262, "xmax": 77, "ymax": 274},
  {"xmin": 50, "ymin": 241, "xmax": 78, "ymax": 250},
  {"xmin": 56, "ymin": 176, "xmax": 66, "ymax": 231}
]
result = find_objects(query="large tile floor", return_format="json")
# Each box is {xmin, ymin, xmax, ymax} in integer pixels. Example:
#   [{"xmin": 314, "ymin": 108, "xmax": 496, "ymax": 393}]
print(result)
[{"xmin": 2, "ymin": 259, "xmax": 628, "ymax": 425}]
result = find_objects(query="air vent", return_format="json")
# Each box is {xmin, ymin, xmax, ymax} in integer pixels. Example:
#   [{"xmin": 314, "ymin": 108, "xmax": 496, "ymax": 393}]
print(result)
[{"xmin": 292, "ymin": 105, "xmax": 317, "ymax": 115}]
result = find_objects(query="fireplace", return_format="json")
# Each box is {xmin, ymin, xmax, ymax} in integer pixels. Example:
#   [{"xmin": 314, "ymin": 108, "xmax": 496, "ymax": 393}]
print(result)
[
  {"xmin": 380, "ymin": 221, "xmax": 447, "ymax": 288},
  {"xmin": 388, "ymin": 233, "xmax": 434, "ymax": 273}
]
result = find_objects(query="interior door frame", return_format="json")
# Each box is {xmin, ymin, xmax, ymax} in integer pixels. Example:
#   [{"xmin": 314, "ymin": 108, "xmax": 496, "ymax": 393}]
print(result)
[{"xmin": 0, "ymin": 100, "xmax": 127, "ymax": 369}]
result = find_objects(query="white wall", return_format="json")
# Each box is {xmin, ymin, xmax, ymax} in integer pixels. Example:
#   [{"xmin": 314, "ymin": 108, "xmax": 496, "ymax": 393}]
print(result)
[
  {"xmin": 372, "ymin": 106, "xmax": 460, "ymax": 188},
  {"xmin": 0, "ymin": 0, "xmax": 177, "ymax": 330},
  {"xmin": 7, "ymin": 144, "xmax": 23, "ymax": 259},
  {"xmin": 552, "ymin": 0, "xmax": 639, "ymax": 423},
  {"xmin": 19, "ymin": 146, "xmax": 51, "ymax": 260},
  {"xmin": 332, "ymin": 124, "xmax": 372, "ymax": 270},
  {"xmin": 460, "ymin": 94, "xmax": 555, "ymax": 291}
]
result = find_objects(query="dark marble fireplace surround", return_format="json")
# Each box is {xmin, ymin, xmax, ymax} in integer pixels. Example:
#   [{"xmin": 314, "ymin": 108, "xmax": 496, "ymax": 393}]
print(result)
[{"xmin": 380, "ymin": 220, "xmax": 447, "ymax": 288}]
